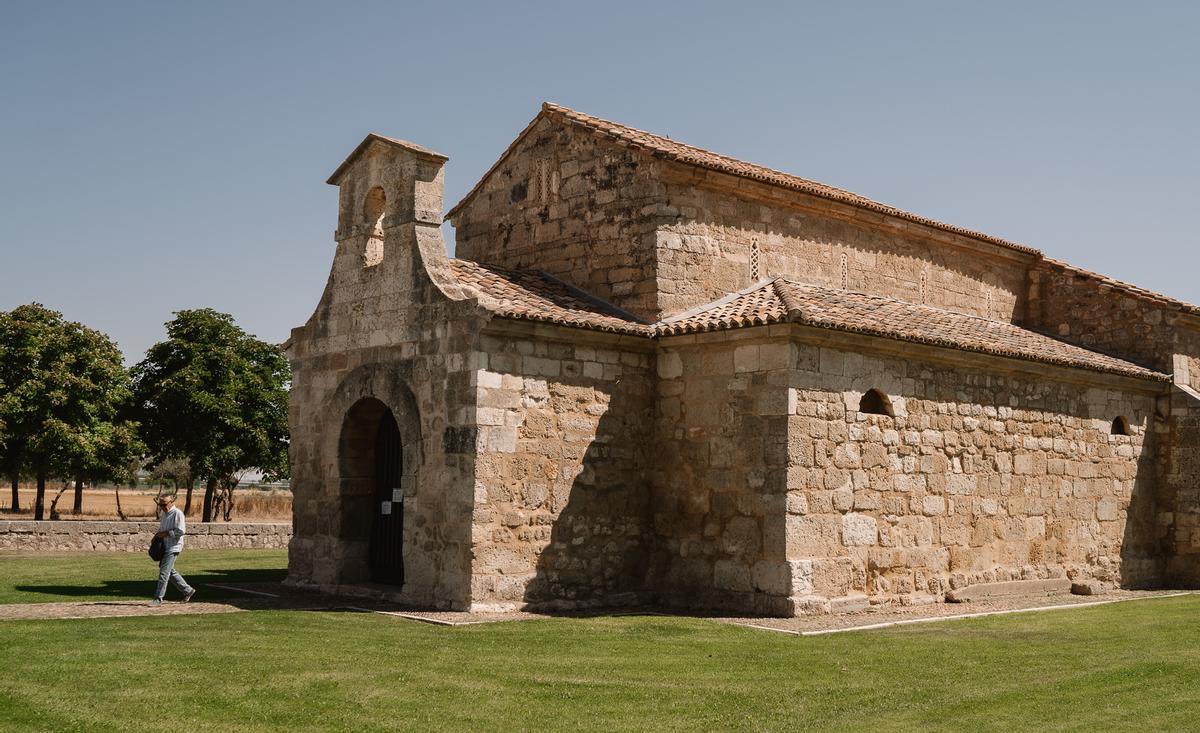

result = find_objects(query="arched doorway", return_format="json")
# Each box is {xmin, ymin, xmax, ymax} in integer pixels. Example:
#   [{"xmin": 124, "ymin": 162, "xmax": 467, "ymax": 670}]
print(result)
[{"xmin": 338, "ymin": 398, "xmax": 405, "ymax": 586}]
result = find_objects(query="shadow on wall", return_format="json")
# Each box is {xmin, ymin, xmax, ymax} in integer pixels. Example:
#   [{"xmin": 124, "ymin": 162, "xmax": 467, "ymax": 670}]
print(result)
[
  {"xmin": 1120, "ymin": 415, "xmax": 1165, "ymax": 589},
  {"xmin": 1155, "ymin": 402, "xmax": 1200, "ymax": 588},
  {"xmin": 669, "ymin": 212, "xmax": 1027, "ymax": 323},
  {"xmin": 509, "ymin": 371, "xmax": 655, "ymax": 611}
]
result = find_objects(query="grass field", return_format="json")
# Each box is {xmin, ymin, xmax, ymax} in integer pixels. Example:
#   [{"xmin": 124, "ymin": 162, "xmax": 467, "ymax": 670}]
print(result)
[
  {"xmin": 3, "ymin": 551, "xmax": 1200, "ymax": 732},
  {"xmin": 0, "ymin": 549, "xmax": 287, "ymax": 604}
]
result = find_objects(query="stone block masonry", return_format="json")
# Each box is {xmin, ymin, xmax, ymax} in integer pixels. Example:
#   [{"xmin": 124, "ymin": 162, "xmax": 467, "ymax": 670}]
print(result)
[
  {"xmin": 652, "ymin": 324, "xmax": 1162, "ymax": 614},
  {"xmin": 469, "ymin": 323, "xmax": 656, "ymax": 611},
  {"xmin": 780, "ymin": 336, "xmax": 1161, "ymax": 611},
  {"xmin": 450, "ymin": 116, "xmax": 665, "ymax": 322},
  {"xmin": 0, "ymin": 521, "xmax": 292, "ymax": 553},
  {"xmin": 286, "ymin": 104, "xmax": 1200, "ymax": 618}
]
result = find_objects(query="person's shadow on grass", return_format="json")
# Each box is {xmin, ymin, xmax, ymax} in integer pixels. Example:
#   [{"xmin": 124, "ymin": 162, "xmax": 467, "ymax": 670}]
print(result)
[{"xmin": 14, "ymin": 567, "xmax": 285, "ymax": 602}]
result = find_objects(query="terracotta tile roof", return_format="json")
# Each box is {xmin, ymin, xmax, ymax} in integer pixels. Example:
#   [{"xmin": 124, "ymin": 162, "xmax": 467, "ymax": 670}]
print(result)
[
  {"xmin": 448, "ymin": 260, "xmax": 1168, "ymax": 381},
  {"xmin": 659, "ymin": 279, "xmax": 1167, "ymax": 381},
  {"xmin": 447, "ymin": 259, "xmax": 651, "ymax": 336},
  {"xmin": 446, "ymin": 103, "xmax": 1042, "ymax": 258}
]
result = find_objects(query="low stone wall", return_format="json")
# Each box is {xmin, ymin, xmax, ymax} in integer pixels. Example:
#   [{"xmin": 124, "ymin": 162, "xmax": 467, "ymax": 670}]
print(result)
[{"xmin": 0, "ymin": 521, "xmax": 291, "ymax": 553}]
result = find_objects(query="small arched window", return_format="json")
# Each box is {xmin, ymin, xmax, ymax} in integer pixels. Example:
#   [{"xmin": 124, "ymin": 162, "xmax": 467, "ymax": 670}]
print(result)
[
  {"xmin": 1111, "ymin": 416, "xmax": 1132, "ymax": 436},
  {"xmin": 362, "ymin": 186, "xmax": 387, "ymax": 268},
  {"xmin": 363, "ymin": 186, "xmax": 386, "ymax": 232},
  {"xmin": 860, "ymin": 389, "xmax": 894, "ymax": 417}
]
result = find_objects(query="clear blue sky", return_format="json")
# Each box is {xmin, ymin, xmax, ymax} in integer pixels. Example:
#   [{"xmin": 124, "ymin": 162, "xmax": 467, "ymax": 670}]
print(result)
[{"xmin": 2, "ymin": 2, "xmax": 1197, "ymax": 361}]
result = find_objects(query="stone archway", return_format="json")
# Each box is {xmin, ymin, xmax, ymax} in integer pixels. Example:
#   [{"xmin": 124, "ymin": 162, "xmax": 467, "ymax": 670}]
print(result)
[
  {"xmin": 291, "ymin": 361, "xmax": 472, "ymax": 607},
  {"xmin": 338, "ymin": 397, "xmax": 406, "ymax": 585}
]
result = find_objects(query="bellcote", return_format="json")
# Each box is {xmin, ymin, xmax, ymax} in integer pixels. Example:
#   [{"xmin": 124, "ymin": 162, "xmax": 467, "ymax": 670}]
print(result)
[{"xmin": 328, "ymin": 133, "xmax": 447, "ymax": 242}]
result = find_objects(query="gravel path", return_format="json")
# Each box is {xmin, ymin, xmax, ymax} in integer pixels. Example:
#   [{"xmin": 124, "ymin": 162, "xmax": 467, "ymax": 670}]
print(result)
[
  {"xmin": 0, "ymin": 599, "xmax": 249, "ymax": 621},
  {"xmin": 1, "ymin": 584, "xmax": 1192, "ymax": 631},
  {"xmin": 715, "ymin": 589, "xmax": 1194, "ymax": 635}
]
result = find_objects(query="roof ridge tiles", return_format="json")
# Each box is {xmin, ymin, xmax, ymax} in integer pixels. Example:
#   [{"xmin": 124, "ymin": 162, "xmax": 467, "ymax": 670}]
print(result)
[{"xmin": 772, "ymin": 277, "xmax": 806, "ymax": 319}]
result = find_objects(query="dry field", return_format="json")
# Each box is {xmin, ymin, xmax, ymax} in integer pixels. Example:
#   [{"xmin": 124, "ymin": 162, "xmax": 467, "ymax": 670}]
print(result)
[{"xmin": 0, "ymin": 486, "xmax": 292, "ymax": 522}]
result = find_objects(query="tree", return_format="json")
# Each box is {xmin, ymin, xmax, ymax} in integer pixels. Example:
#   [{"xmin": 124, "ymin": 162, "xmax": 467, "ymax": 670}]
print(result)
[
  {"xmin": 0, "ymin": 304, "xmax": 134, "ymax": 520},
  {"xmin": 148, "ymin": 456, "xmax": 194, "ymax": 513},
  {"xmin": 0, "ymin": 309, "xmax": 19, "ymax": 512},
  {"xmin": 132, "ymin": 309, "xmax": 289, "ymax": 522},
  {"xmin": 69, "ymin": 419, "xmax": 145, "ymax": 514}
]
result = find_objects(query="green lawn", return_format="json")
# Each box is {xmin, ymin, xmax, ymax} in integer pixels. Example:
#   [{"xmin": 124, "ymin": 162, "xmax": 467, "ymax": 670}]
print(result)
[
  {"xmin": 0, "ymin": 549, "xmax": 287, "ymax": 604},
  {"xmin": 2, "ymin": 551, "xmax": 1200, "ymax": 732}
]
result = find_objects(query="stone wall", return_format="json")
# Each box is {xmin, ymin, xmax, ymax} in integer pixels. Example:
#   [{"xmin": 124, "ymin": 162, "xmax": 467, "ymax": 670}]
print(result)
[
  {"xmin": 656, "ymin": 176, "xmax": 1031, "ymax": 322},
  {"xmin": 653, "ymin": 325, "xmax": 1164, "ymax": 614},
  {"xmin": 1158, "ymin": 386, "xmax": 1200, "ymax": 585},
  {"xmin": 0, "ymin": 521, "xmax": 291, "ymax": 553},
  {"xmin": 469, "ymin": 323, "xmax": 655, "ymax": 611},
  {"xmin": 1027, "ymin": 263, "xmax": 1178, "ymax": 372},
  {"xmin": 450, "ymin": 117, "xmax": 668, "ymax": 321},
  {"xmin": 451, "ymin": 116, "xmax": 1037, "ymax": 327},
  {"xmin": 782, "ymin": 332, "xmax": 1162, "ymax": 611},
  {"xmin": 1174, "ymin": 327, "xmax": 1200, "ymax": 392},
  {"xmin": 650, "ymin": 327, "xmax": 795, "ymax": 615},
  {"xmin": 287, "ymin": 138, "xmax": 483, "ymax": 609}
]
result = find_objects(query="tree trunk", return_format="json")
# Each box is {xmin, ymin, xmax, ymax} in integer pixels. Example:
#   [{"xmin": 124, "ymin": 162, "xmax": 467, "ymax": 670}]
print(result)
[
  {"xmin": 184, "ymin": 480, "xmax": 194, "ymax": 516},
  {"xmin": 9, "ymin": 474, "xmax": 18, "ymax": 512},
  {"xmin": 34, "ymin": 472, "xmax": 46, "ymax": 521},
  {"xmin": 201, "ymin": 477, "xmax": 217, "ymax": 522},
  {"xmin": 72, "ymin": 476, "xmax": 83, "ymax": 514}
]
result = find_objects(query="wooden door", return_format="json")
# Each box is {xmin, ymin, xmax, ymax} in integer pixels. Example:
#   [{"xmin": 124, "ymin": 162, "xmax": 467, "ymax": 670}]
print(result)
[{"xmin": 368, "ymin": 410, "xmax": 404, "ymax": 585}]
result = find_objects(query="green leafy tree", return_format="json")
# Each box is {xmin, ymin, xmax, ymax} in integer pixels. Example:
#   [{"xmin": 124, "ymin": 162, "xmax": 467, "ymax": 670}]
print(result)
[
  {"xmin": 69, "ymin": 419, "xmax": 145, "ymax": 514},
  {"xmin": 132, "ymin": 309, "xmax": 289, "ymax": 522},
  {"xmin": 0, "ymin": 309, "xmax": 17, "ymax": 512},
  {"xmin": 0, "ymin": 304, "xmax": 134, "ymax": 520}
]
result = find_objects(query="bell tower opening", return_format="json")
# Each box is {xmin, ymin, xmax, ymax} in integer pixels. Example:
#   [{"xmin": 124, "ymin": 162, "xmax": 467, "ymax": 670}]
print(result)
[{"xmin": 363, "ymin": 186, "xmax": 386, "ymax": 267}]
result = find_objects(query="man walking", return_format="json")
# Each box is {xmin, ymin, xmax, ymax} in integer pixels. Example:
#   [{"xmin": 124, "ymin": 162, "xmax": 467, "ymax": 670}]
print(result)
[{"xmin": 151, "ymin": 494, "xmax": 195, "ymax": 606}]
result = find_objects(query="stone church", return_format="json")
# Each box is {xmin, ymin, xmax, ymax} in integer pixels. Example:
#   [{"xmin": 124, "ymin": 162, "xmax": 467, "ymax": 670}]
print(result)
[{"xmin": 284, "ymin": 103, "xmax": 1200, "ymax": 615}]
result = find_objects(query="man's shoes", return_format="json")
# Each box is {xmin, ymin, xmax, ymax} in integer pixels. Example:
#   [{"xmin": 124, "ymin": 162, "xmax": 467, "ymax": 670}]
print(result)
[
  {"xmin": 149, "ymin": 598, "xmax": 162, "ymax": 607},
  {"xmin": 183, "ymin": 588, "xmax": 196, "ymax": 603}
]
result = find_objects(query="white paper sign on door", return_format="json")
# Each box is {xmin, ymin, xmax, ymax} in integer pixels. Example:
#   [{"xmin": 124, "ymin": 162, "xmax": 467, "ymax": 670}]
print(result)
[
  {"xmin": 392, "ymin": 489, "xmax": 403, "ymax": 502},
  {"xmin": 380, "ymin": 501, "xmax": 392, "ymax": 515}
]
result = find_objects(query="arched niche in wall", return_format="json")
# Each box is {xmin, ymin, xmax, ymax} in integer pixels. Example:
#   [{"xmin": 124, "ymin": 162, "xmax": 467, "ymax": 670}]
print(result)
[
  {"xmin": 362, "ymin": 186, "xmax": 387, "ymax": 267},
  {"xmin": 860, "ymin": 389, "xmax": 894, "ymax": 418}
]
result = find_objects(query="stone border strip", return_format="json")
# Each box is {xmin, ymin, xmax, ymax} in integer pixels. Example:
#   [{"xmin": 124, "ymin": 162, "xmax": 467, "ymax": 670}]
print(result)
[
  {"xmin": 207, "ymin": 583, "xmax": 281, "ymax": 598},
  {"xmin": 723, "ymin": 591, "xmax": 1199, "ymax": 637},
  {"xmin": 346, "ymin": 607, "xmax": 476, "ymax": 626}
]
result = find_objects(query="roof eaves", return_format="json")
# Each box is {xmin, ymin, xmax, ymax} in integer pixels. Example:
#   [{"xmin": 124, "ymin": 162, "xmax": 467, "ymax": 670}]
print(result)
[{"xmin": 807, "ymin": 317, "xmax": 1170, "ymax": 382}]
